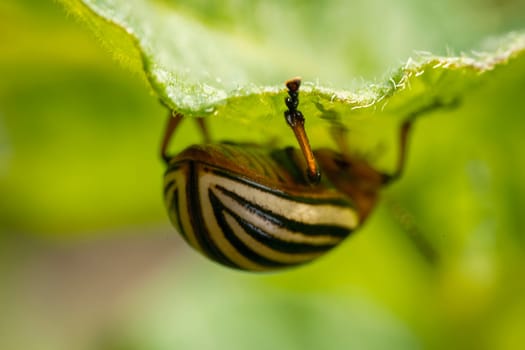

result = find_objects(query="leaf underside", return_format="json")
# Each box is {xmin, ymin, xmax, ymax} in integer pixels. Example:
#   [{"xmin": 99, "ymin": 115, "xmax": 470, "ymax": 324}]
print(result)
[{"xmin": 58, "ymin": 0, "xmax": 525, "ymax": 121}]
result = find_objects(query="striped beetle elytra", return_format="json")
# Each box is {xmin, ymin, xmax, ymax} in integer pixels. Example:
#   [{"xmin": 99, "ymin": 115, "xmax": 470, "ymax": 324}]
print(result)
[{"xmin": 161, "ymin": 78, "xmax": 414, "ymax": 271}]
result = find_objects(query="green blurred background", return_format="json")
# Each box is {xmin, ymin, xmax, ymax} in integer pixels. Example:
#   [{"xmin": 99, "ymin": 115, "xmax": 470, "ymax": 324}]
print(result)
[{"xmin": 1, "ymin": 0, "xmax": 525, "ymax": 349}]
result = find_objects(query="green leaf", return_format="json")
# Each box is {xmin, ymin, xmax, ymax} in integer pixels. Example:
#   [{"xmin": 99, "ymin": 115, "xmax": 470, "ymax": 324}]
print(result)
[
  {"xmin": 2, "ymin": 3, "xmax": 525, "ymax": 348},
  {"xmin": 58, "ymin": 0, "xmax": 525, "ymax": 123}
]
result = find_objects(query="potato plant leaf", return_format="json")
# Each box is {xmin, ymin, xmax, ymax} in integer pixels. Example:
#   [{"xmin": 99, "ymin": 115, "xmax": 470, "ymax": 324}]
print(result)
[{"xmin": 58, "ymin": 0, "xmax": 525, "ymax": 125}]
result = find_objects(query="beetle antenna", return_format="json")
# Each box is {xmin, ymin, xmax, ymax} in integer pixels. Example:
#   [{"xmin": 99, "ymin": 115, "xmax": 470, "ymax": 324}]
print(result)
[{"xmin": 284, "ymin": 77, "xmax": 321, "ymax": 184}]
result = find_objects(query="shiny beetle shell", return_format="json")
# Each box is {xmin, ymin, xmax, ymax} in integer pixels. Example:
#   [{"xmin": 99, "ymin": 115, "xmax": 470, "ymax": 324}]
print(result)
[
  {"xmin": 163, "ymin": 143, "xmax": 389, "ymax": 271},
  {"xmin": 161, "ymin": 78, "xmax": 424, "ymax": 271}
]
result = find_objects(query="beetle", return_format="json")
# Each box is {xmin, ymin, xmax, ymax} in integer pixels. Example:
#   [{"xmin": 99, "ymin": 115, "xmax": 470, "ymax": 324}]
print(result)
[{"xmin": 161, "ymin": 78, "xmax": 416, "ymax": 271}]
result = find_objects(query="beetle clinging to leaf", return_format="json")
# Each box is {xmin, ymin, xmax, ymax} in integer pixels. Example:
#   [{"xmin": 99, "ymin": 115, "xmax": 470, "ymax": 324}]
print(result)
[{"xmin": 161, "ymin": 77, "xmax": 450, "ymax": 271}]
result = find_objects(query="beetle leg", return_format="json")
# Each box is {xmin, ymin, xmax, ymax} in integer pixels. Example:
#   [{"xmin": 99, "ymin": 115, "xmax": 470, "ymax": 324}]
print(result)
[
  {"xmin": 284, "ymin": 78, "xmax": 321, "ymax": 184},
  {"xmin": 160, "ymin": 111, "xmax": 184, "ymax": 164},
  {"xmin": 195, "ymin": 117, "xmax": 211, "ymax": 144},
  {"xmin": 330, "ymin": 122, "xmax": 352, "ymax": 159},
  {"xmin": 383, "ymin": 118, "xmax": 414, "ymax": 184},
  {"xmin": 161, "ymin": 111, "xmax": 211, "ymax": 164},
  {"xmin": 384, "ymin": 98, "xmax": 461, "ymax": 183},
  {"xmin": 385, "ymin": 198, "xmax": 438, "ymax": 264}
]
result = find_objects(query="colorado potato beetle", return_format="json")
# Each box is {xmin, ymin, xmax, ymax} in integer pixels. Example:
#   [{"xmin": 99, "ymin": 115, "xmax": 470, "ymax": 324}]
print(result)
[{"xmin": 161, "ymin": 78, "xmax": 417, "ymax": 271}]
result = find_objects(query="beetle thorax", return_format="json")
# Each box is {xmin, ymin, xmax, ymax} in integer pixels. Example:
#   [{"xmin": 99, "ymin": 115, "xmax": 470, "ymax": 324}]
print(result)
[{"xmin": 315, "ymin": 148, "xmax": 385, "ymax": 221}]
